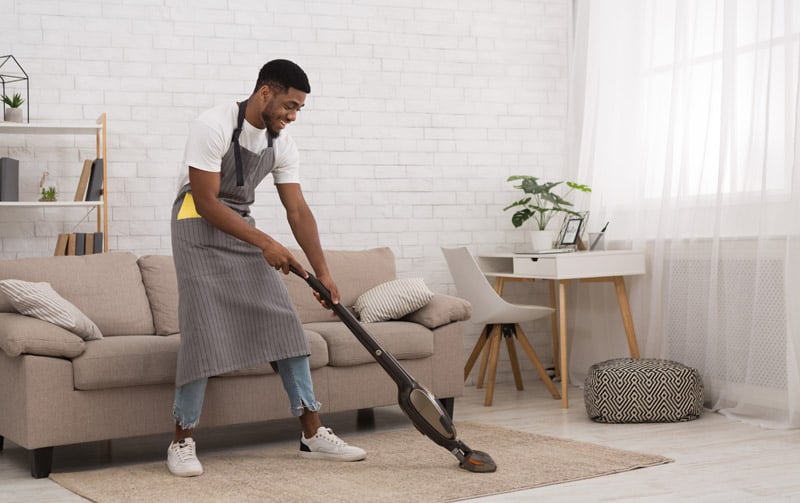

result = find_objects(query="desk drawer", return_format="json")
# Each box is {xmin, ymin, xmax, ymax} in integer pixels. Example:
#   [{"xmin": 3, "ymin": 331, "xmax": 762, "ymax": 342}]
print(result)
[{"xmin": 513, "ymin": 256, "xmax": 557, "ymax": 277}]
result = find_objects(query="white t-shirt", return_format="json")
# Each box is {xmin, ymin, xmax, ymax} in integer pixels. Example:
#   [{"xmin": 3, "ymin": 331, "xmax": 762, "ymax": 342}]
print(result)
[{"xmin": 177, "ymin": 102, "xmax": 300, "ymax": 191}]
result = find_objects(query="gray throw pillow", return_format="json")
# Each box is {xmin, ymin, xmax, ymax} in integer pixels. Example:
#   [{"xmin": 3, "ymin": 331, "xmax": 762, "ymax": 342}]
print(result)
[
  {"xmin": 0, "ymin": 279, "xmax": 103, "ymax": 341},
  {"xmin": 353, "ymin": 278, "xmax": 434, "ymax": 323}
]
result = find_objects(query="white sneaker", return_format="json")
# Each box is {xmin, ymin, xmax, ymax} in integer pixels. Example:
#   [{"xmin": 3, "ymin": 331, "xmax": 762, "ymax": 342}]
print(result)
[
  {"xmin": 167, "ymin": 438, "xmax": 203, "ymax": 477},
  {"xmin": 299, "ymin": 426, "xmax": 367, "ymax": 462}
]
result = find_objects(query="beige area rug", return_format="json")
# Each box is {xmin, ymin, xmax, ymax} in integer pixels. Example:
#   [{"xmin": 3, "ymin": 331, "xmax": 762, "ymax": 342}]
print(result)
[{"xmin": 50, "ymin": 422, "xmax": 671, "ymax": 503}]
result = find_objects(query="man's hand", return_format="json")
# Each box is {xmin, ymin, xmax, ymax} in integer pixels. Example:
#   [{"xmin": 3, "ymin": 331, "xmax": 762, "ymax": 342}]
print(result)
[
  {"xmin": 262, "ymin": 240, "xmax": 305, "ymax": 276},
  {"xmin": 314, "ymin": 272, "xmax": 340, "ymax": 311}
]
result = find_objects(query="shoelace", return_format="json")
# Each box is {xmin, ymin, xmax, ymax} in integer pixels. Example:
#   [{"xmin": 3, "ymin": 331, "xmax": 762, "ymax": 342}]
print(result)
[
  {"xmin": 317, "ymin": 427, "xmax": 347, "ymax": 446},
  {"xmin": 175, "ymin": 441, "xmax": 197, "ymax": 462}
]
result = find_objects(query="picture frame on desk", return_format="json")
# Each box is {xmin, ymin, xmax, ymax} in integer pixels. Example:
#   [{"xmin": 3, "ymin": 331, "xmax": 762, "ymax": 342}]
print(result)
[{"xmin": 556, "ymin": 211, "xmax": 589, "ymax": 249}]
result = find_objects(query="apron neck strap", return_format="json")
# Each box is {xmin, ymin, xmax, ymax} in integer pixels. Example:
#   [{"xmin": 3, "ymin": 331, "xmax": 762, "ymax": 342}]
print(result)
[{"xmin": 232, "ymin": 99, "xmax": 248, "ymax": 187}]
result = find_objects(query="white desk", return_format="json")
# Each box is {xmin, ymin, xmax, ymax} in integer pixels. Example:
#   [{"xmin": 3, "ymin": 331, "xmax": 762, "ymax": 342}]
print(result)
[{"xmin": 477, "ymin": 250, "xmax": 646, "ymax": 408}]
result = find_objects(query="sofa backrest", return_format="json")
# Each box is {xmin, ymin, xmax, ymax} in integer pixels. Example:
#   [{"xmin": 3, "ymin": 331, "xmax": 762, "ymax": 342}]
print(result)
[
  {"xmin": 282, "ymin": 247, "xmax": 397, "ymax": 323},
  {"xmin": 0, "ymin": 253, "xmax": 156, "ymax": 336}
]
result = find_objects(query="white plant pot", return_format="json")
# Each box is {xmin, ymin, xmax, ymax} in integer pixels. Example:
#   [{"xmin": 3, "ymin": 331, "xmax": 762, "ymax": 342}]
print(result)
[
  {"xmin": 530, "ymin": 230, "xmax": 556, "ymax": 251},
  {"xmin": 4, "ymin": 107, "xmax": 23, "ymax": 123}
]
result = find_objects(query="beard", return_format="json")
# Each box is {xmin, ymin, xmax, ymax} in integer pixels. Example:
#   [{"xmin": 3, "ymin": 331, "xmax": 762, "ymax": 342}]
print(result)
[{"xmin": 261, "ymin": 110, "xmax": 282, "ymax": 138}]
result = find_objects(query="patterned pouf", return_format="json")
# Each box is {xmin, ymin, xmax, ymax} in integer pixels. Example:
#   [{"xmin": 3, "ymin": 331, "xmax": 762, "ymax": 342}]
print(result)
[{"xmin": 584, "ymin": 358, "xmax": 704, "ymax": 423}]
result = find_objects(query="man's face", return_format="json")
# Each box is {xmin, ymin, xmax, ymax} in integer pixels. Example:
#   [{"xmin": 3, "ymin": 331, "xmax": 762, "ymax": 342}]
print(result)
[{"xmin": 259, "ymin": 85, "xmax": 306, "ymax": 137}]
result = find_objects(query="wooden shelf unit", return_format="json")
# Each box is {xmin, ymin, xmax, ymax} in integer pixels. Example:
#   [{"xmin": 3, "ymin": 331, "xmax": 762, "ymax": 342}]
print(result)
[{"xmin": 0, "ymin": 113, "xmax": 108, "ymax": 252}]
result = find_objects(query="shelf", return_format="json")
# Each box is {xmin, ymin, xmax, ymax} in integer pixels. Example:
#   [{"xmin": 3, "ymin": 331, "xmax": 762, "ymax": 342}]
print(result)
[
  {"xmin": 0, "ymin": 122, "xmax": 102, "ymax": 135},
  {"xmin": 0, "ymin": 201, "xmax": 103, "ymax": 208},
  {"xmin": 0, "ymin": 112, "xmax": 108, "ymax": 253}
]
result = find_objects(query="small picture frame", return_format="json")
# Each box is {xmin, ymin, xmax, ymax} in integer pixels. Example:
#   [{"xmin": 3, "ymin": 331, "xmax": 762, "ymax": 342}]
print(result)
[{"xmin": 556, "ymin": 211, "xmax": 589, "ymax": 249}]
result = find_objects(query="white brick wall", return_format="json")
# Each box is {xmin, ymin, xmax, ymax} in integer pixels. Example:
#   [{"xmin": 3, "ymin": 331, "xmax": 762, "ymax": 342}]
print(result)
[{"xmin": 1, "ymin": 0, "xmax": 571, "ymax": 383}]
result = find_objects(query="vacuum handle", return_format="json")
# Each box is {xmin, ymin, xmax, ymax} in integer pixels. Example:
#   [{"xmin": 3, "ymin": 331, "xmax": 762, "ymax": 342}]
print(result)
[
  {"xmin": 288, "ymin": 264, "xmax": 415, "ymax": 387},
  {"xmin": 289, "ymin": 265, "xmax": 337, "ymax": 307}
]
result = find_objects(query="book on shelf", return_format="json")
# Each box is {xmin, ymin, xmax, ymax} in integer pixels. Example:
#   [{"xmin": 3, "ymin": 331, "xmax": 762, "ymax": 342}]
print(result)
[
  {"xmin": 0, "ymin": 157, "xmax": 19, "ymax": 202},
  {"xmin": 74, "ymin": 159, "xmax": 93, "ymax": 201},
  {"xmin": 85, "ymin": 158, "xmax": 103, "ymax": 201},
  {"xmin": 74, "ymin": 232, "xmax": 86, "ymax": 256},
  {"xmin": 84, "ymin": 232, "xmax": 95, "ymax": 255},
  {"xmin": 54, "ymin": 233, "xmax": 69, "ymax": 256},
  {"xmin": 67, "ymin": 233, "xmax": 77, "ymax": 256},
  {"xmin": 93, "ymin": 231, "xmax": 103, "ymax": 253},
  {"xmin": 54, "ymin": 232, "xmax": 103, "ymax": 256}
]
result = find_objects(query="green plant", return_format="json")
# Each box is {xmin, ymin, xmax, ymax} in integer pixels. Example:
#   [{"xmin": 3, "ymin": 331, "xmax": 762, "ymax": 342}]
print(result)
[
  {"xmin": 1, "ymin": 92, "xmax": 24, "ymax": 108},
  {"xmin": 40, "ymin": 186, "xmax": 57, "ymax": 201},
  {"xmin": 503, "ymin": 175, "xmax": 591, "ymax": 230}
]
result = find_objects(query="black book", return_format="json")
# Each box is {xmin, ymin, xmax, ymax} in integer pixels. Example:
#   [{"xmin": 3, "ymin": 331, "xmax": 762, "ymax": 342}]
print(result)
[
  {"xmin": 85, "ymin": 158, "xmax": 104, "ymax": 201},
  {"xmin": 74, "ymin": 232, "xmax": 86, "ymax": 256},
  {"xmin": 0, "ymin": 157, "xmax": 19, "ymax": 202},
  {"xmin": 92, "ymin": 231, "xmax": 103, "ymax": 254}
]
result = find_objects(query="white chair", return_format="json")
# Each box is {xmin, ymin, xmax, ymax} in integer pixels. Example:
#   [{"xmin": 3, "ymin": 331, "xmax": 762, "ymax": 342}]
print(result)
[{"xmin": 441, "ymin": 247, "xmax": 560, "ymax": 406}]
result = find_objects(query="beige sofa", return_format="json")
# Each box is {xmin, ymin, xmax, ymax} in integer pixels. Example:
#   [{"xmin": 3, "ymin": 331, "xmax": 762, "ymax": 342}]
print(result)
[{"xmin": 0, "ymin": 248, "xmax": 469, "ymax": 478}]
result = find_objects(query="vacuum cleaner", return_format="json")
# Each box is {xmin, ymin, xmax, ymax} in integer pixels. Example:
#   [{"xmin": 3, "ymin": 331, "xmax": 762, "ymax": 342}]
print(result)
[{"xmin": 290, "ymin": 266, "xmax": 497, "ymax": 473}]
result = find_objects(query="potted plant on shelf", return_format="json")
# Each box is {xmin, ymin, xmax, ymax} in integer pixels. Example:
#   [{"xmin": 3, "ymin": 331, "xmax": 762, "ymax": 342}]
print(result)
[
  {"xmin": 503, "ymin": 175, "xmax": 591, "ymax": 251},
  {"xmin": 2, "ymin": 92, "xmax": 25, "ymax": 123}
]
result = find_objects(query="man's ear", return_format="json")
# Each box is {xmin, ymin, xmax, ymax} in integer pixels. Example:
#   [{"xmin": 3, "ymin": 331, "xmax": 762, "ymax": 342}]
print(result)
[{"xmin": 259, "ymin": 84, "xmax": 272, "ymax": 102}]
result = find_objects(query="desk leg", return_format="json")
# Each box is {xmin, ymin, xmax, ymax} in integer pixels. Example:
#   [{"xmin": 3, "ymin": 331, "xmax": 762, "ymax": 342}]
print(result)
[
  {"xmin": 558, "ymin": 280, "xmax": 569, "ymax": 408},
  {"xmin": 549, "ymin": 280, "xmax": 559, "ymax": 378},
  {"xmin": 613, "ymin": 276, "xmax": 641, "ymax": 358}
]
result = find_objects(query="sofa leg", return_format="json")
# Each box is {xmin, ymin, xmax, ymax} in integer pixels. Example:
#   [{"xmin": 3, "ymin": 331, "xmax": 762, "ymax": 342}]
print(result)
[
  {"xmin": 30, "ymin": 447, "xmax": 54, "ymax": 479},
  {"xmin": 356, "ymin": 408, "xmax": 375, "ymax": 429},
  {"xmin": 439, "ymin": 397, "xmax": 455, "ymax": 419}
]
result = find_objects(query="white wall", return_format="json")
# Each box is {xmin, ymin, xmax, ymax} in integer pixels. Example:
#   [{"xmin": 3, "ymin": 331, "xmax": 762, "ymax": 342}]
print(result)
[{"xmin": 1, "ymin": 0, "xmax": 570, "ymax": 380}]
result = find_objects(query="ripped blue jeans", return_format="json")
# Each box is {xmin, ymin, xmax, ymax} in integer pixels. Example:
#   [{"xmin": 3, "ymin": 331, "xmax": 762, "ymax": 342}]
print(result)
[{"xmin": 173, "ymin": 355, "xmax": 322, "ymax": 429}]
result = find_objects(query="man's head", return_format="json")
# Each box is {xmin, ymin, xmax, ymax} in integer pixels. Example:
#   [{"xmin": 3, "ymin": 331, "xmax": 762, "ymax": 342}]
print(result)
[{"xmin": 252, "ymin": 59, "xmax": 310, "ymax": 137}]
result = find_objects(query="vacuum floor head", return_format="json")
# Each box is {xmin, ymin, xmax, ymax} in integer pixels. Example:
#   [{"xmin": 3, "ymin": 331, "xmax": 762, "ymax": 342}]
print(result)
[{"xmin": 459, "ymin": 450, "xmax": 497, "ymax": 473}]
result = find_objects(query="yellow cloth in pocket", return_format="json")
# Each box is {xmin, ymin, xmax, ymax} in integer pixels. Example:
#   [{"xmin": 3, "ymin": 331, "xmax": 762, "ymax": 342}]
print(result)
[{"xmin": 177, "ymin": 193, "xmax": 202, "ymax": 220}]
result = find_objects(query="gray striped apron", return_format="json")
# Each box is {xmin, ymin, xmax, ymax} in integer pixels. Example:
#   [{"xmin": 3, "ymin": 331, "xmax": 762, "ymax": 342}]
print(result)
[{"xmin": 170, "ymin": 100, "xmax": 309, "ymax": 387}]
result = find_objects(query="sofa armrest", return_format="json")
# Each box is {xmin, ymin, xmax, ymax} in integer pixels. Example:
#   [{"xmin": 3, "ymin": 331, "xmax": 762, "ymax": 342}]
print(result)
[
  {"xmin": 402, "ymin": 294, "xmax": 472, "ymax": 329},
  {"xmin": 0, "ymin": 313, "xmax": 86, "ymax": 358}
]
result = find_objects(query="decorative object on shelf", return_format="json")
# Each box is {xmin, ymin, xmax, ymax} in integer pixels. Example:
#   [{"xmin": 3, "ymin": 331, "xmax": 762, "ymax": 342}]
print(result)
[
  {"xmin": 1, "ymin": 92, "xmax": 24, "ymax": 123},
  {"xmin": 38, "ymin": 171, "xmax": 57, "ymax": 202},
  {"xmin": 503, "ymin": 175, "xmax": 591, "ymax": 251},
  {"xmin": 0, "ymin": 55, "xmax": 30, "ymax": 123},
  {"xmin": 0, "ymin": 157, "xmax": 19, "ymax": 201}
]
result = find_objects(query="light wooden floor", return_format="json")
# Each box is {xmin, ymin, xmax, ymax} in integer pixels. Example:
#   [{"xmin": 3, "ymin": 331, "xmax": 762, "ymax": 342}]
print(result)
[{"xmin": 1, "ymin": 384, "xmax": 799, "ymax": 502}]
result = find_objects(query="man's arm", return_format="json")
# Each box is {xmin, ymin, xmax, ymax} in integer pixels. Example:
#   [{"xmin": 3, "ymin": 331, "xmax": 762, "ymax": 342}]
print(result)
[
  {"xmin": 276, "ymin": 183, "xmax": 339, "ymax": 304},
  {"xmin": 188, "ymin": 167, "xmax": 305, "ymax": 274}
]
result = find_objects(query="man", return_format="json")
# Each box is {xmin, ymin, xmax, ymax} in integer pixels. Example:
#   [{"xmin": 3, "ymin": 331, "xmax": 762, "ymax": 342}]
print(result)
[{"xmin": 167, "ymin": 59, "xmax": 366, "ymax": 477}]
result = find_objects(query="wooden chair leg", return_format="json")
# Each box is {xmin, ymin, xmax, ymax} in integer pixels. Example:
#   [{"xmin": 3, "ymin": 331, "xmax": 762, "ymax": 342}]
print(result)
[
  {"xmin": 504, "ymin": 325, "xmax": 524, "ymax": 390},
  {"xmin": 514, "ymin": 324, "xmax": 561, "ymax": 399},
  {"xmin": 476, "ymin": 325, "xmax": 495, "ymax": 389},
  {"xmin": 464, "ymin": 325, "xmax": 490, "ymax": 381},
  {"xmin": 483, "ymin": 325, "xmax": 503, "ymax": 406}
]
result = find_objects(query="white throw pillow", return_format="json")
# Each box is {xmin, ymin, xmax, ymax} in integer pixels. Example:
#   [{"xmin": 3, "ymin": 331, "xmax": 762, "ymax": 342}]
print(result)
[
  {"xmin": 0, "ymin": 279, "xmax": 103, "ymax": 341},
  {"xmin": 353, "ymin": 278, "xmax": 434, "ymax": 323}
]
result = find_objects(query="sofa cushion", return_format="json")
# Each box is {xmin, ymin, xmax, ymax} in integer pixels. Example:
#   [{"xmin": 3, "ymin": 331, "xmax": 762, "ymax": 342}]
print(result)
[
  {"xmin": 304, "ymin": 320, "xmax": 433, "ymax": 367},
  {"xmin": 282, "ymin": 247, "xmax": 397, "ymax": 323},
  {"xmin": 137, "ymin": 255, "xmax": 179, "ymax": 335},
  {"xmin": 0, "ymin": 312, "xmax": 86, "ymax": 358},
  {"xmin": 0, "ymin": 253, "xmax": 156, "ymax": 336},
  {"xmin": 402, "ymin": 294, "xmax": 472, "ymax": 329},
  {"xmin": 0, "ymin": 280, "xmax": 103, "ymax": 340},
  {"xmin": 353, "ymin": 278, "xmax": 434, "ymax": 323},
  {"xmin": 72, "ymin": 335, "xmax": 180, "ymax": 390},
  {"xmin": 221, "ymin": 329, "xmax": 329, "ymax": 376}
]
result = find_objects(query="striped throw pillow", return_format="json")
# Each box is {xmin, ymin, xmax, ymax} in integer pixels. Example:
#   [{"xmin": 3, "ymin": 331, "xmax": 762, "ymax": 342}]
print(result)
[
  {"xmin": 0, "ymin": 280, "xmax": 103, "ymax": 341},
  {"xmin": 353, "ymin": 278, "xmax": 434, "ymax": 323}
]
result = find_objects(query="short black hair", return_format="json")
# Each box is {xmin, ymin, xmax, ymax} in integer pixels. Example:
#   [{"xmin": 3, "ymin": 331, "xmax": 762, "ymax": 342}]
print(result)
[{"xmin": 253, "ymin": 59, "xmax": 311, "ymax": 94}]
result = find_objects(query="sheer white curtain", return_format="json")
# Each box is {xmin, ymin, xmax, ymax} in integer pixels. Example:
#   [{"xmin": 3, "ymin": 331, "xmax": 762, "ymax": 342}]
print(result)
[{"xmin": 568, "ymin": 0, "xmax": 800, "ymax": 428}]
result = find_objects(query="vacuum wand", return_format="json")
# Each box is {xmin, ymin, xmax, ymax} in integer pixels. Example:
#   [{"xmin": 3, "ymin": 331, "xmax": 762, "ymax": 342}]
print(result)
[{"xmin": 289, "ymin": 266, "xmax": 497, "ymax": 473}]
